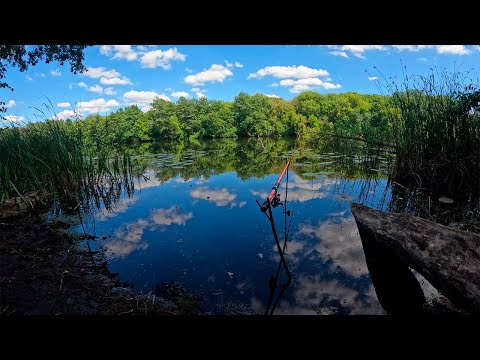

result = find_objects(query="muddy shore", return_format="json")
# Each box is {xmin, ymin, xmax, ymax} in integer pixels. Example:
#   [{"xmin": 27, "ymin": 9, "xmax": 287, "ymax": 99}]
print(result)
[{"xmin": 0, "ymin": 206, "xmax": 201, "ymax": 315}]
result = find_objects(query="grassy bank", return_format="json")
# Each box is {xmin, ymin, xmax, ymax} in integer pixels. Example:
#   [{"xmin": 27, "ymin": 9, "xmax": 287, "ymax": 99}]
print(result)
[
  {"xmin": 385, "ymin": 69, "xmax": 480, "ymax": 195},
  {"xmin": 0, "ymin": 119, "xmax": 134, "ymax": 207}
]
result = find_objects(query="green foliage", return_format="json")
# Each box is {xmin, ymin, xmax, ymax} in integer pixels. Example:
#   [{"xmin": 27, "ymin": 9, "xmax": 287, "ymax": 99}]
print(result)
[{"xmin": 385, "ymin": 69, "xmax": 480, "ymax": 194}]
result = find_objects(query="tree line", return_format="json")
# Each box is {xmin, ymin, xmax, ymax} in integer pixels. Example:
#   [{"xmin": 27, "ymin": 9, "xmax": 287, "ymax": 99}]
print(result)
[{"xmin": 58, "ymin": 91, "xmax": 394, "ymax": 149}]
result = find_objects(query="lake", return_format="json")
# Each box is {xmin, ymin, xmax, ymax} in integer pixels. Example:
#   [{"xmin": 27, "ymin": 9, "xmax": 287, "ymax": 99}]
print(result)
[{"xmin": 70, "ymin": 137, "xmax": 400, "ymax": 314}]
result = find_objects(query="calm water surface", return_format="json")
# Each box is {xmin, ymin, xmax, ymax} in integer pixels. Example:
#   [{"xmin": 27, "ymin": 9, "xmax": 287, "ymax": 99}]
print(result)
[{"xmin": 72, "ymin": 138, "xmax": 396, "ymax": 314}]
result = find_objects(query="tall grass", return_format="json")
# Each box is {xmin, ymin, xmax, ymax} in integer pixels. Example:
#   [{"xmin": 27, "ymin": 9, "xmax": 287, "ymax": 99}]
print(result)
[
  {"xmin": 382, "ymin": 67, "xmax": 480, "ymax": 194},
  {"xmin": 0, "ymin": 119, "xmax": 135, "ymax": 208}
]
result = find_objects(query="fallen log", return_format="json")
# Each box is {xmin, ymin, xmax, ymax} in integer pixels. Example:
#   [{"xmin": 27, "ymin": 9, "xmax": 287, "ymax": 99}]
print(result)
[{"xmin": 350, "ymin": 202, "xmax": 480, "ymax": 314}]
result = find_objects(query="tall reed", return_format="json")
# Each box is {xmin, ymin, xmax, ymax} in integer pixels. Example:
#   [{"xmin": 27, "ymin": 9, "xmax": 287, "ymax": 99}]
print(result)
[
  {"xmin": 381, "ymin": 67, "xmax": 480, "ymax": 194},
  {"xmin": 0, "ymin": 119, "xmax": 134, "ymax": 208}
]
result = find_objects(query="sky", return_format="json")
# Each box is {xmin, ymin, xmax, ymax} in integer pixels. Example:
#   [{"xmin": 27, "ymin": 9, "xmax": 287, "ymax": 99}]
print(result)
[{"xmin": 2, "ymin": 45, "xmax": 479, "ymax": 124}]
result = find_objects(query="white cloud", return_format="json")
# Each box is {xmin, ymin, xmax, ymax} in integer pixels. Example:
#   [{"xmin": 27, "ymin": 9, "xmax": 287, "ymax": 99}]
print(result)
[
  {"xmin": 140, "ymin": 105, "xmax": 152, "ymax": 113},
  {"xmin": 123, "ymin": 90, "xmax": 171, "ymax": 107},
  {"xmin": 435, "ymin": 45, "xmax": 471, "ymax": 55},
  {"xmin": 392, "ymin": 45, "xmax": 433, "ymax": 52},
  {"xmin": 140, "ymin": 47, "xmax": 186, "ymax": 69},
  {"xmin": 190, "ymin": 187, "xmax": 236, "ymax": 206},
  {"xmin": 418, "ymin": 57, "xmax": 428, "ymax": 61},
  {"xmin": 264, "ymin": 94, "xmax": 280, "ymax": 98},
  {"xmin": 88, "ymin": 85, "xmax": 103, "ymax": 94},
  {"xmin": 171, "ymin": 91, "xmax": 190, "ymax": 98},
  {"xmin": 191, "ymin": 87, "xmax": 206, "ymax": 93},
  {"xmin": 329, "ymin": 51, "xmax": 349, "ymax": 58},
  {"xmin": 78, "ymin": 82, "xmax": 88, "ymax": 88},
  {"xmin": 474, "ymin": 45, "xmax": 480, "ymax": 52},
  {"xmin": 185, "ymin": 64, "xmax": 233, "ymax": 86},
  {"xmin": 3, "ymin": 115, "xmax": 24, "ymax": 122},
  {"xmin": 100, "ymin": 45, "xmax": 138, "ymax": 61},
  {"xmin": 368, "ymin": 76, "xmax": 378, "ymax": 81},
  {"xmin": 248, "ymin": 65, "xmax": 329, "ymax": 79},
  {"xmin": 185, "ymin": 68, "xmax": 192, "ymax": 73},
  {"xmin": 6, "ymin": 100, "xmax": 16, "ymax": 108},
  {"xmin": 279, "ymin": 77, "xmax": 341, "ymax": 93},
  {"xmin": 76, "ymin": 98, "xmax": 120, "ymax": 114},
  {"xmin": 25, "ymin": 75, "xmax": 33, "ymax": 81},
  {"xmin": 326, "ymin": 45, "xmax": 386, "ymax": 59},
  {"xmin": 51, "ymin": 109, "xmax": 81, "ymax": 120},
  {"xmin": 37, "ymin": 73, "xmax": 46, "ymax": 78},
  {"xmin": 50, "ymin": 69, "xmax": 61, "ymax": 76},
  {"xmin": 84, "ymin": 66, "xmax": 131, "ymax": 85},
  {"xmin": 100, "ymin": 77, "xmax": 131, "ymax": 85},
  {"xmin": 57, "ymin": 102, "xmax": 71, "ymax": 108},
  {"xmin": 84, "ymin": 67, "xmax": 121, "ymax": 79},
  {"xmin": 196, "ymin": 92, "xmax": 206, "ymax": 99},
  {"xmin": 225, "ymin": 60, "xmax": 243, "ymax": 68},
  {"xmin": 104, "ymin": 87, "xmax": 117, "ymax": 95}
]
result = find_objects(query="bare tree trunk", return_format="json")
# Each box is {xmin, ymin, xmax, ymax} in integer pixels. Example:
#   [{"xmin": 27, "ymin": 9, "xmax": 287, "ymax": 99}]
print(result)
[{"xmin": 351, "ymin": 202, "xmax": 480, "ymax": 314}]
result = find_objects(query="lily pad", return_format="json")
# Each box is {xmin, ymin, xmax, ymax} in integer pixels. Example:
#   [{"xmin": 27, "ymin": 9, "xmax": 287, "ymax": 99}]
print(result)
[{"xmin": 438, "ymin": 196, "xmax": 454, "ymax": 204}]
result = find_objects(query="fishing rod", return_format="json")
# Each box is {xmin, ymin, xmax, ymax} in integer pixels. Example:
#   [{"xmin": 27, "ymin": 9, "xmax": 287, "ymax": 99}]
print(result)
[
  {"xmin": 259, "ymin": 151, "xmax": 296, "ymax": 213},
  {"xmin": 256, "ymin": 150, "xmax": 297, "ymax": 314}
]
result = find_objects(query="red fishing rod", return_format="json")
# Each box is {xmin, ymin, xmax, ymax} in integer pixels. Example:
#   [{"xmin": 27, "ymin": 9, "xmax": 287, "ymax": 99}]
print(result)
[{"xmin": 259, "ymin": 151, "xmax": 295, "ymax": 212}]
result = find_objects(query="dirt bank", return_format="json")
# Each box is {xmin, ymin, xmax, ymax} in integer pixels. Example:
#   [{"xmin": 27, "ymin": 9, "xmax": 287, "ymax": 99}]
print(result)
[{"xmin": 0, "ymin": 210, "xmax": 200, "ymax": 315}]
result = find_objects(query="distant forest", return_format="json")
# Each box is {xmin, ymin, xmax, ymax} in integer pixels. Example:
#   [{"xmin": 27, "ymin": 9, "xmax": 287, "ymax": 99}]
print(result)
[{"xmin": 49, "ymin": 91, "xmax": 394, "ymax": 147}]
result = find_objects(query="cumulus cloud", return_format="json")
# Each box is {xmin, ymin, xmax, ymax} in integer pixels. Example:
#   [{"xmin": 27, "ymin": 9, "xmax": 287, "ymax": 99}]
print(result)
[
  {"xmin": 76, "ymin": 98, "xmax": 120, "ymax": 114},
  {"xmin": 25, "ymin": 75, "xmax": 33, "ymax": 81},
  {"xmin": 248, "ymin": 65, "xmax": 329, "ymax": 79},
  {"xmin": 50, "ymin": 69, "xmax": 61, "ymax": 76},
  {"xmin": 77, "ymin": 82, "xmax": 88, "ymax": 88},
  {"xmin": 171, "ymin": 91, "xmax": 190, "ymax": 99},
  {"xmin": 185, "ymin": 64, "xmax": 233, "ymax": 86},
  {"xmin": 368, "ymin": 76, "xmax": 378, "ymax": 81},
  {"xmin": 104, "ymin": 87, "xmax": 117, "ymax": 95},
  {"xmin": 326, "ymin": 45, "xmax": 386, "ymax": 59},
  {"xmin": 57, "ymin": 102, "xmax": 71, "ymax": 108},
  {"xmin": 84, "ymin": 67, "xmax": 120, "ymax": 79},
  {"xmin": 123, "ymin": 90, "xmax": 171, "ymax": 107},
  {"xmin": 279, "ymin": 77, "xmax": 341, "ymax": 93},
  {"xmin": 50, "ymin": 109, "xmax": 81, "ymax": 120},
  {"xmin": 329, "ymin": 51, "xmax": 349, "ymax": 58},
  {"xmin": 100, "ymin": 77, "xmax": 131, "ymax": 85},
  {"xmin": 100, "ymin": 45, "xmax": 186, "ymax": 70},
  {"xmin": 83, "ymin": 66, "xmax": 131, "ymax": 86},
  {"xmin": 3, "ymin": 115, "xmax": 24, "ymax": 123},
  {"xmin": 190, "ymin": 187, "xmax": 236, "ymax": 206},
  {"xmin": 100, "ymin": 45, "xmax": 138, "ymax": 61},
  {"xmin": 6, "ymin": 100, "xmax": 16, "ymax": 108},
  {"xmin": 392, "ymin": 45, "xmax": 434, "ymax": 52},
  {"xmin": 225, "ymin": 60, "xmax": 243, "ymax": 68},
  {"xmin": 264, "ymin": 94, "xmax": 280, "ymax": 98},
  {"xmin": 88, "ymin": 85, "xmax": 103, "ymax": 93},
  {"xmin": 140, "ymin": 47, "xmax": 186, "ymax": 69},
  {"xmin": 196, "ymin": 92, "xmax": 206, "ymax": 99},
  {"xmin": 435, "ymin": 45, "xmax": 471, "ymax": 55}
]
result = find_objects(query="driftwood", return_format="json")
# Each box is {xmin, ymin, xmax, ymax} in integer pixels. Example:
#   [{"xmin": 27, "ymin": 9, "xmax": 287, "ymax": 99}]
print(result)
[{"xmin": 350, "ymin": 202, "xmax": 480, "ymax": 314}]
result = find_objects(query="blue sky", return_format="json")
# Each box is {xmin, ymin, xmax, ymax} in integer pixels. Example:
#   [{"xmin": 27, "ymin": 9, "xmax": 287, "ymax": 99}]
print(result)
[{"xmin": 2, "ymin": 45, "xmax": 479, "ymax": 123}]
